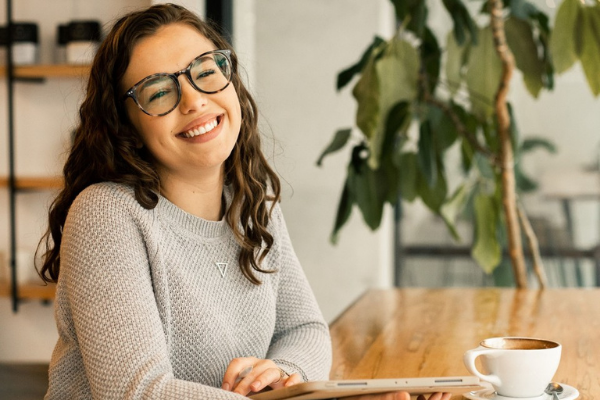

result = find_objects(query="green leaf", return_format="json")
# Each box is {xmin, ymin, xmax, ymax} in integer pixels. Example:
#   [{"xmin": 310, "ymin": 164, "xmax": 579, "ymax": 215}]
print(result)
[
  {"xmin": 520, "ymin": 137, "xmax": 557, "ymax": 154},
  {"xmin": 371, "ymin": 102, "xmax": 411, "ymax": 205},
  {"xmin": 481, "ymin": 120, "xmax": 498, "ymax": 154},
  {"xmin": 348, "ymin": 145, "xmax": 386, "ymax": 231},
  {"xmin": 550, "ymin": 0, "xmax": 581, "ymax": 74},
  {"xmin": 466, "ymin": 25, "xmax": 503, "ymax": 120},
  {"xmin": 461, "ymin": 139, "xmax": 474, "ymax": 174},
  {"xmin": 337, "ymin": 36, "xmax": 386, "ymax": 90},
  {"xmin": 475, "ymin": 152, "xmax": 495, "ymax": 180},
  {"xmin": 440, "ymin": 183, "xmax": 472, "ymax": 241},
  {"xmin": 417, "ymin": 159, "xmax": 448, "ymax": 213},
  {"xmin": 330, "ymin": 179, "xmax": 355, "ymax": 244},
  {"xmin": 383, "ymin": 102, "xmax": 411, "ymax": 161},
  {"xmin": 417, "ymin": 121, "xmax": 437, "ymax": 188},
  {"xmin": 579, "ymin": 6, "xmax": 600, "ymax": 96},
  {"xmin": 445, "ymin": 31, "xmax": 468, "ymax": 96},
  {"xmin": 421, "ymin": 27, "xmax": 442, "ymax": 93},
  {"xmin": 450, "ymin": 103, "xmax": 478, "ymax": 174},
  {"xmin": 471, "ymin": 193, "xmax": 502, "ymax": 273},
  {"xmin": 352, "ymin": 56, "xmax": 380, "ymax": 140},
  {"xmin": 505, "ymin": 17, "xmax": 544, "ymax": 97},
  {"xmin": 441, "ymin": 0, "xmax": 478, "ymax": 45},
  {"xmin": 515, "ymin": 167, "xmax": 538, "ymax": 193},
  {"xmin": 391, "ymin": 0, "xmax": 428, "ymax": 37},
  {"xmin": 427, "ymin": 104, "xmax": 458, "ymax": 151},
  {"xmin": 398, "ymin": 152, "xmax": 418, "ymax": 202},
  {"xmin": 316, "ymin": 128, "xmax": 352, "ymax": 166},
  {"xmin": 509, "ymin": 0, "xmax": 542, "ymax": 22},
  {"xmin": 381, "ymin": 102, "xmax": 411, "ymax": 203},
  {"xmin": 368, "ymin": 37, "xmax": 419, "ymax": 169}
]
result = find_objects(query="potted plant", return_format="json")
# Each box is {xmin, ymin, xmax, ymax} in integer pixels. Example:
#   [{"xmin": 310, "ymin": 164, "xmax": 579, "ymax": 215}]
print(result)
[{"xmin": 317, "ymin": 0, "xmax": 600, "ymax": 287}]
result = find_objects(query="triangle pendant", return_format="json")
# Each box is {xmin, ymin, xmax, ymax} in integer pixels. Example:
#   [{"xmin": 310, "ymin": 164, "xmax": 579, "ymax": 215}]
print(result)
[{"xmin": 216, "ymin": 262, "xmax": 228, "ymax": 278}]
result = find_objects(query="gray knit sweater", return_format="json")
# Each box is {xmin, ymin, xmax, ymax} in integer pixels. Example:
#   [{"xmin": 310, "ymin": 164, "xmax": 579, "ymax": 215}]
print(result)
[{"xmin": 45, "ymin": 182, "xmax": 332, "ymax": 399}]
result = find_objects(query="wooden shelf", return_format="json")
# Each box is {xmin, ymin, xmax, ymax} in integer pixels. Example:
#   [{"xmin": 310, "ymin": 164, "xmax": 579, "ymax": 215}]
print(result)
[
  {"xmin": 0, "ymin": 64, "xmax": 90, "ymax": 79},
  {"xmin": 0, "ymin": 176, "xmax": 63, "ymax": 190},
  {"xmin": 0, "ymin": 280, "xmax": 56, "ymax": 301}
]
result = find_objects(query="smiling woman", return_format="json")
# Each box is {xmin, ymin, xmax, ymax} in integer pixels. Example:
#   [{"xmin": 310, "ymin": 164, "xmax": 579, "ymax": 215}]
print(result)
[{"xmin": 36, "ymin": 4, "xmax": 330, "ymax": 399}]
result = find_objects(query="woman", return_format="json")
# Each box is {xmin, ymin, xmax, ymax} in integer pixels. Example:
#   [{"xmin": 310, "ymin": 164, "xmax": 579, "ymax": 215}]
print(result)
[{"xmin": 39, "ymin": 4, "xmax": 448, "ymax": 400}]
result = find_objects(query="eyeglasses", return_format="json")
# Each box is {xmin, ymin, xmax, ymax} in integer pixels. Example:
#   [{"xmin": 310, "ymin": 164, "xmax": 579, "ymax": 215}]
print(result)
[{"xmin": 123, "ymin": 49, "xmax": 232, "ymax": 117}]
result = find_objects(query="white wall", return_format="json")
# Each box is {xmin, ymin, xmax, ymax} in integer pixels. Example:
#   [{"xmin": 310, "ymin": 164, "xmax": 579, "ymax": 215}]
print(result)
[{"xmin": 252, "ymin": 0, "xmax": 396, "ymax": 322}]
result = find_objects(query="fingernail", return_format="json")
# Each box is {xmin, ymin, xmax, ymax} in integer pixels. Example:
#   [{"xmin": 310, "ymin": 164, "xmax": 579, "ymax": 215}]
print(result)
[
  {"xmin": 222, "ymin": 383, "xmax": 230, "ymax": 391},
  {"xmin": 251, "ymin": 381, "xmax": 261, "ymax": 391}
]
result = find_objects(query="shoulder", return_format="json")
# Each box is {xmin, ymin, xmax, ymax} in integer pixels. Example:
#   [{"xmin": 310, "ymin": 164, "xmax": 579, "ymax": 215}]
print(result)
[
  {"xmin": 68, "ymin": 182, "xmax": 149, "ymax": 223},
  {"xmin": 73, "ymin": 182, "xmax": 137, "ymax": 207}
]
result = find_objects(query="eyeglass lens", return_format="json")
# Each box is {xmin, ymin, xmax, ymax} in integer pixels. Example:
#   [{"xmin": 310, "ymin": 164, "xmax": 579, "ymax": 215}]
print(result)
[{"xmin": 136, "ymin": 51, "xmax": 231, "ymax": 116}]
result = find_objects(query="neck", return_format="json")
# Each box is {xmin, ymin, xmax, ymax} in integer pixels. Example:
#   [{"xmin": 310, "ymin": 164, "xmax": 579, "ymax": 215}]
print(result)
[{"xmin": 158, "ymin": 169, "xmax": 225, "ymax": 221}]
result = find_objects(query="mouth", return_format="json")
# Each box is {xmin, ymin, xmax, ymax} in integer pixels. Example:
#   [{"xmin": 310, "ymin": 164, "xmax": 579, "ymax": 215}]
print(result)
[{"xmin": 179, "ymin": 115, "xmax": 223, "ymax": 138}]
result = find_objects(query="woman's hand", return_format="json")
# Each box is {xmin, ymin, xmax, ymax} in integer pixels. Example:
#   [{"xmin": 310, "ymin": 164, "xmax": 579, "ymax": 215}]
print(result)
[
  {"xmin": 347, "ymin": 391, "xmax": 452, "ymax": 400},
  {"xmin": 221, "ymin": 357, "xmax": 303, "ymax": 396}
]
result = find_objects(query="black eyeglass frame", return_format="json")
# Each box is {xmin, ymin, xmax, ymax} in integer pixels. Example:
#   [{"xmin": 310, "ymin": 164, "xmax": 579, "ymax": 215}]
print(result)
[{"xmin": 122, "ymin": 49, "xmax": 233, "ymax": 117}]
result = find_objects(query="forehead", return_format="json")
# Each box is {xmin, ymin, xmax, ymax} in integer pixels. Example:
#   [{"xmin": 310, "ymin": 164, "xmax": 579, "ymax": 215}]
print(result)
[{"xmin": 122, "ymin": 23, "xmax": 216, "ymax": 89}]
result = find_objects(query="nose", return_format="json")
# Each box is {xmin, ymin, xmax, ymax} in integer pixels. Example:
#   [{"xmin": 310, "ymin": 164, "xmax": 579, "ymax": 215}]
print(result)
[{"xmin": 178, "ymin": 75, "xmax": 208, "ymax": 114}]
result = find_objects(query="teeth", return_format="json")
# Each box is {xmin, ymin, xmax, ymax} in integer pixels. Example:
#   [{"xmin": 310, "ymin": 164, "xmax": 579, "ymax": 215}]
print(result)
[{"xmin": 184, "ymin": 118, "xmax": 219, "ymax": 138}]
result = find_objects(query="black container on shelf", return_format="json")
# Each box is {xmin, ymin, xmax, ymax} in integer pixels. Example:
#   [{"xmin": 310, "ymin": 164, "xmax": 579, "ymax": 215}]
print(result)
[
  {"xmin": 67, "ymin": 20, "xmax": 101, "ymax": 42},
  {"xmin": 0, "ymin": 26, "xmax": 7, "ymax": 46},
  {"xmin": 10, "ymin": 22, "xmax": 39, "ymax": 65},
  {"xmin": 55, "ymin": 24, "xmax": 69, "ymax": 64},
  {"xmin": 11, "ymin": 22, "xmax": 39, "ymax": 43},
  {"xmin": 65, "ymin": 20, "xmax": 101, "ymax": 65}
]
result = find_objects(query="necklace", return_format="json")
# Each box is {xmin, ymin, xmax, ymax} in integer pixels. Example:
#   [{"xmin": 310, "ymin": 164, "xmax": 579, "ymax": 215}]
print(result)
[
  {"xmin": 202, "ymin": 231, "xmax": 236, "ymax": 279},
  {"xmin": 215, "ymin": 262, "xmax": 228, "ymax": 278}
]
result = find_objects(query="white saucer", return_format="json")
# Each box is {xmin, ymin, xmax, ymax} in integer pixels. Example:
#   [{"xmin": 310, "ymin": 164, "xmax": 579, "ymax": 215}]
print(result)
[{"xmin": 463, "ymin": 382, "xmax": 579, "ymax": 400}]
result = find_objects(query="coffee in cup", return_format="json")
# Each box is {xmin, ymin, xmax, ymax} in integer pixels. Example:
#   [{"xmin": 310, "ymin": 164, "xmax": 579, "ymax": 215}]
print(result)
[{"xmin": 463, "ymin": 337, "xmax": 561, "ymax": 398}]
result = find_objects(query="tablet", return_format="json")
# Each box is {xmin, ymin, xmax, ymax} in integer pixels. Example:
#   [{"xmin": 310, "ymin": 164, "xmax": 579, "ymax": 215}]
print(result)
[{"xmin": 249, "ymin": 376, "xmax": 483, "ymax": 400}]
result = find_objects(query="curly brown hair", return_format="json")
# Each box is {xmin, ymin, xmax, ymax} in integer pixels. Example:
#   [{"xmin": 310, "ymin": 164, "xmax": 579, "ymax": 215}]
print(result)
[{"xmin": 38, "ymin": 3, "xmax": 281, "ymax": 285}]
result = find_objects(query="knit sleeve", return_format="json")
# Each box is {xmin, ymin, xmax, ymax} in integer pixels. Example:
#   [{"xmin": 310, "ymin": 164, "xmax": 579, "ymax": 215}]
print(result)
[
  {"xmin": 49, "ymin": 184, "xmax": 248, "ymax": 400},
  {"xmin": 266, "ymin": 203, "xmax": 332, "ymax": 381}
]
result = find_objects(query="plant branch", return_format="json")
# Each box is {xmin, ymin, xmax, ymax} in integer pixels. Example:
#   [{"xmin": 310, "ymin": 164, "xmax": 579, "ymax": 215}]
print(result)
[
  {"xmin": 490, "ymin": 0, "xmax": 528, "ymax": 288},
  {"xmin": 423, "ymin": 91, "xmax": 498, "ymax": 163},
  {"xmin": 419, "ymin": 71, "xmax": 498, "ymax": 165},
  {"xmin": 517, "ymin": 203, "xmax": 548, "ymax": 289}
]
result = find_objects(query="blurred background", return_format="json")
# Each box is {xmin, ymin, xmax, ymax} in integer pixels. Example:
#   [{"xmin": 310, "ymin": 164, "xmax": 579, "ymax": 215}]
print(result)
[{"xmin": 0, "ymin": 0, "xmax": 598, "ymax": 370}]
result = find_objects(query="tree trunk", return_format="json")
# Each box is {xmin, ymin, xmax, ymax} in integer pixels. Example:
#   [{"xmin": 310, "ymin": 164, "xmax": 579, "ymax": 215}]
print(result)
[{"xmin": 490, "ymin": 0, "xmax": 528, "ymax": 288}]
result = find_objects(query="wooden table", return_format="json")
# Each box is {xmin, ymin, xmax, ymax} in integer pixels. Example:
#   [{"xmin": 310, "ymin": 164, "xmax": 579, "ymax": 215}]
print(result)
[{"xmin": 329, "ymin": 288, "xmax": 600, "ymax": 399}]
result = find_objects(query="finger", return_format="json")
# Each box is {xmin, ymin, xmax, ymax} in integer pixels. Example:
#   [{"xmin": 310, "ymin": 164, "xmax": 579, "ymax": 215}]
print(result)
[
  {"xmin": 233, "ymin": 360, "xmax": 279, "ymax": 395},
  {"xmin": 222, "ymin": 357, "xmax": 256, "ymax": 391},
  {"xmin": 349, "ymin": 391, "xmax": 411, "ymax": 400},
  {"xmin": 248, "ymin": 367, "xmax": 284, "ymax": 393},
  {"xmin": 425, "ymin": 392, "xmax": 449, "ymax": 400},
  {"xmin": 283, "ymin": 373, "xmax": 303, "ymax": 387},
  {"xmin": 395, "ymin": 391, "xmax": 411, "ymax": 400}
]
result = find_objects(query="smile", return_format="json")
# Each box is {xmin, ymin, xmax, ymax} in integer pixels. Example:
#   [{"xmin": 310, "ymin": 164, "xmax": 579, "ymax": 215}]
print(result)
[{"xmin": 182, "ymin": 115, "xmax": 222, "ymax": 138}]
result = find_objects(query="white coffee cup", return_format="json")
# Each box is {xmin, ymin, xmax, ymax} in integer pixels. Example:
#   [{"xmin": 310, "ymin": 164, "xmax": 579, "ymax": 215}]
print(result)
[{"xmin": 463, "ymin": 337, "xmax": 561, "ymax": 398}]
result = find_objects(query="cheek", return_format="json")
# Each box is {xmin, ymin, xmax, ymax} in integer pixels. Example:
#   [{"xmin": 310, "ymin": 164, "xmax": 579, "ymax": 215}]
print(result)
[{"xmin": 228, "ymin": 93, "xmax": 242, "ymax": 139}]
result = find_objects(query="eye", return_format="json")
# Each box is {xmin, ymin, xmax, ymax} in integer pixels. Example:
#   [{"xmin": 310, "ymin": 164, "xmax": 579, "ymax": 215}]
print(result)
[
  {"xmin": 149, "ymin": 88, "xmax": 173, "ymax": 102},
  {"xmin": 195, "ymin": 69, "xmax": 216, "ymax": 80}
]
